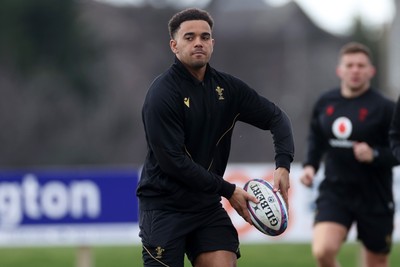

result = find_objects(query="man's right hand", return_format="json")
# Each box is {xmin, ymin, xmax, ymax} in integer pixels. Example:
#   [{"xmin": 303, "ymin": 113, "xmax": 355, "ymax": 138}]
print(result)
[{"xmin": 228, "ymin": 187, "xmax": 258, "ymax": 225}]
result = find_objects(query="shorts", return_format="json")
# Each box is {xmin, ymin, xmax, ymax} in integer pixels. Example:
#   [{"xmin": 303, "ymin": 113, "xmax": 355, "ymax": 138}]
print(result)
[
  {"xmin": 139, "ymin": 206, "xmax": 240, "ymax": 267},
  {"xmin": 314, "ymin": 196, "xmax": 393, "ymax": 254}
]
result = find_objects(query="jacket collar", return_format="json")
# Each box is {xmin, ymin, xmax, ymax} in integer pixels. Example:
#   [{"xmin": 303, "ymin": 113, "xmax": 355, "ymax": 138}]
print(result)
[{"xmin": 172, "ymin": 56, "xmax": 212, "ymax": 85}]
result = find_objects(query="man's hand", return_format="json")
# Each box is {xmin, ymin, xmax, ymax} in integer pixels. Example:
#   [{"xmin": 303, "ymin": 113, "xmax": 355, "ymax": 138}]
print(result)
[
  {"xmin": 272, "ymin": 167, "xmax": 290, "ymax": 210},
  {"xmin": 228, "ymin": 187, "xmax": 258, "ymax": 225},
  {"xmin": 353, "ymin": 142, "xmax": 374, "ymax": 163},
  {"xmin": 299, "ymin": 165, "xmax": 315, "ymax": 188}
]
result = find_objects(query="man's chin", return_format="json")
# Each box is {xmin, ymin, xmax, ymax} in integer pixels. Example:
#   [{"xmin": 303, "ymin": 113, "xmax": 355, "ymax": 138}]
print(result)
[{"xmin": 191, "ymin": 61, "xmax": 207, "ymax": 69}]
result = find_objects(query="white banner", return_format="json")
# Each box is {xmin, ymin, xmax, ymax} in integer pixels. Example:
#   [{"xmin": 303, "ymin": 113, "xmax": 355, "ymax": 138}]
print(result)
[
  {"xmin": 1, "ymin": 164, "xmax": 399, "ymax": 246},
  {"xmin": 223, "ymin": 163, "xmax": 400, "ymax": 243}
]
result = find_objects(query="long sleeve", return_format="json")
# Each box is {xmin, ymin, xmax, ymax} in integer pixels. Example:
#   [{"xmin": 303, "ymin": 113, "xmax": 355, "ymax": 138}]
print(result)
[{"xmin": 303, "ymin": 98, "xmax": 328, "ymax": 172}]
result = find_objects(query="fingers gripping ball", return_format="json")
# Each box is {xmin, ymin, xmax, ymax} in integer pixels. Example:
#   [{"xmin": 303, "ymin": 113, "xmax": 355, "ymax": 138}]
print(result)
[{"xmin": 243, "ymin": 179, "xmax": 288, "ymax": 236}]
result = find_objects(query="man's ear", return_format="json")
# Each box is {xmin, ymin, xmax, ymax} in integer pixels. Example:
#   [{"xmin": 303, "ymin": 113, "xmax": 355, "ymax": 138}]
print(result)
[
  {"xmin": 335, "ymin": 66, "xmax": 341, "ymax": 78},
  {"xmin": 370, "ymin": 66, "xmax": 376, "ymax": 78},
  {"xmin": 170, "ymin": 39, "xmax": 178, "ymax": 54}
]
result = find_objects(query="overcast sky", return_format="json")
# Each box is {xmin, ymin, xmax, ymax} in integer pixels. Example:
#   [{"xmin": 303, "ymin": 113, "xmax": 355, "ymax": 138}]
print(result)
[{"xmin": 95, "ymin": 0, "xmax": 396, "ymax": 36}]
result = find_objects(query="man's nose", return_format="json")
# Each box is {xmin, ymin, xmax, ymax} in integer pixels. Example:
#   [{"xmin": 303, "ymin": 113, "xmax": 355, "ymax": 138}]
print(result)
[{"xmin": 194, "ymin": 37, "xmax": 203, "ymax": 47}]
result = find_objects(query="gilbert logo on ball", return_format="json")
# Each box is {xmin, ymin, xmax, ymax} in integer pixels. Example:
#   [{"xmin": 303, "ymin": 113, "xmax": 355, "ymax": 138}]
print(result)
[{"xmin": 243, "ymin": 179, "xmax": 288, "ymax": 236}]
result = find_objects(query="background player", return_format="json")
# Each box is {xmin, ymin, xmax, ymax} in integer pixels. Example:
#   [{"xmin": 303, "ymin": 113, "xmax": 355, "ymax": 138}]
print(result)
[{"xmin": 299, "ymin": 42, "xmax": 398, "ymax": 267}]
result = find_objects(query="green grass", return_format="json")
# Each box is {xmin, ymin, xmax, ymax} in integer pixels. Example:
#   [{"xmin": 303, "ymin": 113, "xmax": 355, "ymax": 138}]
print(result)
[{"xmin": 0, "ymin": 243, "xmax": 399, "ymax": 267}]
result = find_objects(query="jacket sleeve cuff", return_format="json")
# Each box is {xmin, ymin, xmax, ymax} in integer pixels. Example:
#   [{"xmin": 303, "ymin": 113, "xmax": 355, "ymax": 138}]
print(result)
[
  {"xmin": 220, "ymin": 181, "xmax": 236, "ymax": 199},
  {"xmin": 275, "ymin": 154, "xmax": 292, "ymax": 172}
]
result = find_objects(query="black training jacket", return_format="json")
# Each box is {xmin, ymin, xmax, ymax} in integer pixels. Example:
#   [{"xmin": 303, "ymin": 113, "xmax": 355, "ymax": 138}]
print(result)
[
  {"xmin": 137, "ymin": 57, "xmax": 294, "ymax": 212},
  {"xmin": 304, "ymin": 88, "xmax": 398, "ymax": 214}
]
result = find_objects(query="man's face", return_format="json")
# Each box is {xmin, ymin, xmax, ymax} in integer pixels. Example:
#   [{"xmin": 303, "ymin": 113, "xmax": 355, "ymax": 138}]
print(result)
[
  {"xmin": 170, "ymin": 20, "xmax": 214, "ymax": 70},
  {"xmin": 336, "ymin": 52, "xmax": 375, "ymax": 92}
]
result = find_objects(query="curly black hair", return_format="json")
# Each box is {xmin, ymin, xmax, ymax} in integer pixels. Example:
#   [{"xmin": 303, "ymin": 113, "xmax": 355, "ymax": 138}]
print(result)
[{"xmin": 168, "ymin": 8, "xmax": 214, "ymax": 39}]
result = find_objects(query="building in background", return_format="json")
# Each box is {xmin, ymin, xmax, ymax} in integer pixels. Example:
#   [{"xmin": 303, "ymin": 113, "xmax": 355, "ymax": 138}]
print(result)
[{"xmin": 0, "ymin": 0, "xmax": 396, "ymax": 167}]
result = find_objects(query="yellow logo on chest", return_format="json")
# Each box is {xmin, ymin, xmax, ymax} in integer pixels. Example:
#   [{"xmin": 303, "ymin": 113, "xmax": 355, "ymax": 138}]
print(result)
[
  {"xmin": 216, "ymin": 86, "xmax": 224, "ymax": 100},
  {"xmin": 184, "ymin": 97, "xmax": 190, "ymax": 108}
]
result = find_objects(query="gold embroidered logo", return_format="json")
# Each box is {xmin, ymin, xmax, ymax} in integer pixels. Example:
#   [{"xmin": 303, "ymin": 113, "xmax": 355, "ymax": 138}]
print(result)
[
  {"xmin": 216, "ymin": 86, "xmax": 224, "ymax": 100},
  {"xmin": 155, "ymin": 246, "xmax": 165, "ymax": 259},
  {"xmin": 184, "ymin": 97, "xmax": 190, "ymax": 108}
]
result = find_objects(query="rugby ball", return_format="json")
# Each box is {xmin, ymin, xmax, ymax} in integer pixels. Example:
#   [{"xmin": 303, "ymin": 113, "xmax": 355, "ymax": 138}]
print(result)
[{"xmin": 243, "ymin": 179, "xmax": 288, "ymax": 236}]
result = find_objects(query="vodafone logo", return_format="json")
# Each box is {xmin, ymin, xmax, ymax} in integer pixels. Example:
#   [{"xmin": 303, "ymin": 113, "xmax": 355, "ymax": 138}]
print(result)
[{"xmin": 332, "ymin": 117, "xmax": 352, "ymax": 139}]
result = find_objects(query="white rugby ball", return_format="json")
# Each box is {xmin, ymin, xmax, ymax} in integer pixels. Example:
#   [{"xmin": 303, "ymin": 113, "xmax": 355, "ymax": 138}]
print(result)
[{"xmin": 243, "ymin": 178, "xmax": 288, "ymax": 236}]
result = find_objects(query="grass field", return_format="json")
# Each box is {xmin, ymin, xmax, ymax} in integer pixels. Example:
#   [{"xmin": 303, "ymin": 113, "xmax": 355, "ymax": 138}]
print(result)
[{"xmin": 1, "ymin": 243, "xmax": 400, "ymax": 267}]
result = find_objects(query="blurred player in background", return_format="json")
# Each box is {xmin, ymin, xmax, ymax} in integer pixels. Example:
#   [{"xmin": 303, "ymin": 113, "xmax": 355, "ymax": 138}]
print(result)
[
  {"xmin": 299, "ymin": 42, "xmax": 398, "ymax": 267},
  {"xmin": 137, "ymin": 7, "xmax": 294, "ymax": 267},
  {"xmin": 389, "ymin": 95, "xmax": 400, "ymax": 161}
]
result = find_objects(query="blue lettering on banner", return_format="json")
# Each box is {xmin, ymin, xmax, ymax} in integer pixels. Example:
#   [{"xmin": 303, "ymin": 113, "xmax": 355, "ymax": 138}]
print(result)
[{"xmin": 0, "ymin": 168, "xmax": 139, "ymax": 228}]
